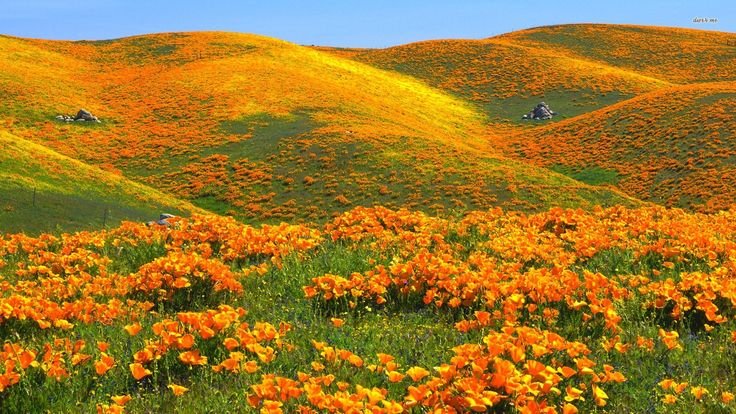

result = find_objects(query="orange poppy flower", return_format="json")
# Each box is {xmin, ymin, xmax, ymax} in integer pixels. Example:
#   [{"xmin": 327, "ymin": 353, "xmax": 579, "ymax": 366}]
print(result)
[
  {"xmin": 690, "ymin": 386, "xmax": 708, "ymax": 400},
  {"xmin": 592, "ymin": 384, "xmax": 608, "ymax": 407},
  {"xmin": 179, "ymin": 350, "xmax": 208, "ymax": 366},
  {"xmin": 168, "ymin": 384, "xmax": 189, "ymax": 396},
  {"xmin": 406, "ymin": 366, "xmax": 430, "ymax": 382},
  {"xmin": 124, "ymin": 322, "xmax": 142, "ymax": 336},
  {"xmin": 562, "ymin": 403, "xmax": 579, "ymax": 414},
  {"xmin": 387, "ymin": 371, "xmax": 405, "ymax": 383},
  {"xmin": 110, "ymin": 395, "xmax": 132, "ymax": 406},
  {"xmin": 95, "ymin": 353, "xmax": 115, "ymax": 376},
  {"xmin": 129, "ymin": 363, "xmax": 151, "ymax": 380}
]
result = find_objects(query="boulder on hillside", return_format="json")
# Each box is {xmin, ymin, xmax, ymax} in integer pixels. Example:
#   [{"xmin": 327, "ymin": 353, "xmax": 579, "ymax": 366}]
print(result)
[
  {"xmin": 55, "ymin": 109, "xmax": 101, "ymax": 123},
  {"xmin": 146, "ymin": 213, "xmax": 176, "ymax": 227},
  {"xmin": 522, "ymin": 102, "xmax": 557, "ymax": 120},
  {"xmin": 74, "ymin": 109, "xmax": 99, "ymax": 122}
]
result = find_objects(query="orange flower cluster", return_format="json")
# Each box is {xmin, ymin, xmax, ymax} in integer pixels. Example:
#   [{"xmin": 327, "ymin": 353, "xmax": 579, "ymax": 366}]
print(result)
[
  {"xmin": 0, "ymin": 338, "xmax": 94, "ymax": 392},
  {"xmin": 156, "ymin": 214, "xmax": 322, "ymax": 266},
  {"xmin": 248, "ymin": 373, "xmax": 405, "ymax": 414},
  {"xmin": 657, "ymin": 380, "xmax": 736, "ymax": 406},
  {"xmin": 634, "ymin": 268, "xmax": 736, "ymax": 327},
  {"xmin": 0, "ymin": 214, "xmax": 318, "ymax": 401},
  {"xmin": 0, "ymin": 214, "xmax": 319, "ymax": 331},
  {"xmin": 129, "ymin": 305, "xmax": 290, "ymax": 378},
  {"xmin": 0, "ymin": 343, "xmax": 36, "ymax": 391},
  {"xmin": 246, "ymin": 342, "xmax": 407, "ymax": 413},
  {"xmin": 401, "ymin": 326, "xmax": 625, "ymax": 412},
  {"xmin": 310, "ymin": 208, "xmax": 661, "ymax": 332},
  {"xmin": 128, "ymin": 251, "xmax": 244, "ymax": 297},
  {"xmin": 300, "ymin": 205, "xmax": 736, "ymax": 410},
  {"xmin": 247, "ymin": 325, "xmax": 624, "ymax": 413}
]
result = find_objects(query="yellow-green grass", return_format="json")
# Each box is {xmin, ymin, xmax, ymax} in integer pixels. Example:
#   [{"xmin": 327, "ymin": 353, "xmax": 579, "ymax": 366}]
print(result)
[{"xmin": 0, "ymin": 129, "xmax": 203, "ymax": 233}]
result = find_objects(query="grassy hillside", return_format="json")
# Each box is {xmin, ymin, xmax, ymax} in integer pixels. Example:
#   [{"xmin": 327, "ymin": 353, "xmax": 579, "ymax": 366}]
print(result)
[
  {"xmin": 0, "ymin": 32, "xmax": 637, "ymax": 222},
  {"xmin": 0, "ymin": 35, "xmax": 99, "ymax": 121},
  {"xmin": 0, "ymin": 129, "xmax": 202, "ymax": 233},
  {"xmin": 502, "ymin": 82, "xmax": 736, "ymax": 212},
  {"xmin": 332, "ymin": 25, "xmax": 735, "ymax": 212},
  {"xmin": 2, "ymin": 206, "xmax": 736, "ymax": 413},
  {"xmin": 339, "ymin": 25, "xmax": 734, "ymax": 126},
  {"xmin": 502, "ymin": 24, "xmax": 736, "ymax": 84},
  {"xmin": 343, "ymin": 38, "xmax": 669, "ymax": 124}
]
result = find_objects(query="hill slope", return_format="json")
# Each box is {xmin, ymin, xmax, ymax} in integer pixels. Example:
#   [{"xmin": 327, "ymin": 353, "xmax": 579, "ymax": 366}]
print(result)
[
  {"xmin": 331, "ymin": 24, "xmax": 735, "ymax": 211},
  {"xmin": 343, "ymin": 37, "xmax": 670, "ymax": 124},
  {"xmin": 339, "ymin": 24, "xmax": 734, "ymax": 128},
  {"xmin": 501, "ymin": 24, "xmax": 736, "ymax": 84},
  {"xmin": 0, "ymin": 129, "xmax": 202, "ymax": 233},
  {"xmin": 501, "ymin": 81, "xmax": 736, "ymax": 211},
  {"xmin": 0, "ymin": 32, "xmax": 638, "ymax": 222}
]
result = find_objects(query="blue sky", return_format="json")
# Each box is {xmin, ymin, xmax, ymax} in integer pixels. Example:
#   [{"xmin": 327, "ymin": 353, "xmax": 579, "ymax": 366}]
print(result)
[{"xmin": 1, "ymin": 0, "xmax": 732, "ymax": 47}]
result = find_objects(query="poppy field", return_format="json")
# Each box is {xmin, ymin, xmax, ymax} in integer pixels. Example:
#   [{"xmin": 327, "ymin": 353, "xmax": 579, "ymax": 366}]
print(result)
[
  {"xmin": 345, "ymin": 35, "xmax": 668, "ymax": 123},
  {"xmin": 336, "ymin": 24, "xmax": 736, "ymax": 213},
  {"xmin": 0, "ymin": 30, "xmax": 637, "ymax": 233},
  {"xmin": 2, "ymin": 206, "xmax": 736, "ymax": 412},
  {"xmin": 1, "ymin": 21, "xmax": 736, "ymax": 413}
]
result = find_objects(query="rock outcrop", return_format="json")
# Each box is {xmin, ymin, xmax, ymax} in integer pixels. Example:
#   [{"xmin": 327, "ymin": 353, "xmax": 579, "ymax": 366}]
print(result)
[
  {"xmin": 522, "ymin": 102, "xmax": 557, "ymax": 120},
  {"xmin": 146, "ymin": 213, "xmax": 176, "ymax": 227},
  {"xmin": 55, "ymin": 109, "xmax": 101, "ymax": 123}
]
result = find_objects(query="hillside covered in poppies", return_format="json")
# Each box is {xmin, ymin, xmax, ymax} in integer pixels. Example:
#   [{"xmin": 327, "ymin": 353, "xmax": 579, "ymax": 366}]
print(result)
[
  {"xmin": 1, "ymin": 23, "xmax": 736, "ymax": 414},
  {"xmin": 0, "ymin": 29, "xmax": 643, "ymax": 232},
  {"xmin": 337, "ymin": 24, "xmax": 736, "ymax": 211}
]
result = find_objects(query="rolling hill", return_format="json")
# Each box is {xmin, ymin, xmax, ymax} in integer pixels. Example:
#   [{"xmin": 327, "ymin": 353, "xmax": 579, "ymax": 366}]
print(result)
[
  {"xmin": 500, "ymin": 81, "xmax": 736, "ymax": 211},
  {"xmin": 0, "ymin": 129, "xmax": 202, "ymax": 233},
  {"xmin": 500, "ymin": 24, "xmax": 736, "ymax": 84},
  {"xmin": 340, "ymin": 36, "xmax": 669, "ymax": 124},
  {"xmin": 342, "ymin": 24, "xmax": 735, "ymax": 126},
  {"xmin": 2, "ymin": 24, "xmax": 734, "ymax": 224},
  {"xmin": 332, "ymin": 24, "xmax": 735, "ymax": 211},
  {"xmin": 0, "ymin": 32, "xmax": 637, "ymax": 227}
]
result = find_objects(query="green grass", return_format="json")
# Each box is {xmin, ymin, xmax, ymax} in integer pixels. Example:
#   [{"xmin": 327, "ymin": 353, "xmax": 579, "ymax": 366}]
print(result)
[
  {"xmin": 483, "ymin": 90, "xmax": 632, "ymax": 125},
  {"xmin": 552, "ymin": 165, "xmax": 621, "ymax": 186},
  {"xmin": 215, "ymin": 111, "xmax": 318, "ymax": 162},
  {"xmin": 174, "ymin": 123, "xmax": 637, "ymax": 225},
  {"xmin": 0, "ymin": 130, "xmax": 197, "ymax": 234},
  {"xmin": 0, "ymin": 181, "xmax": 182, "ymax": 234}
]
